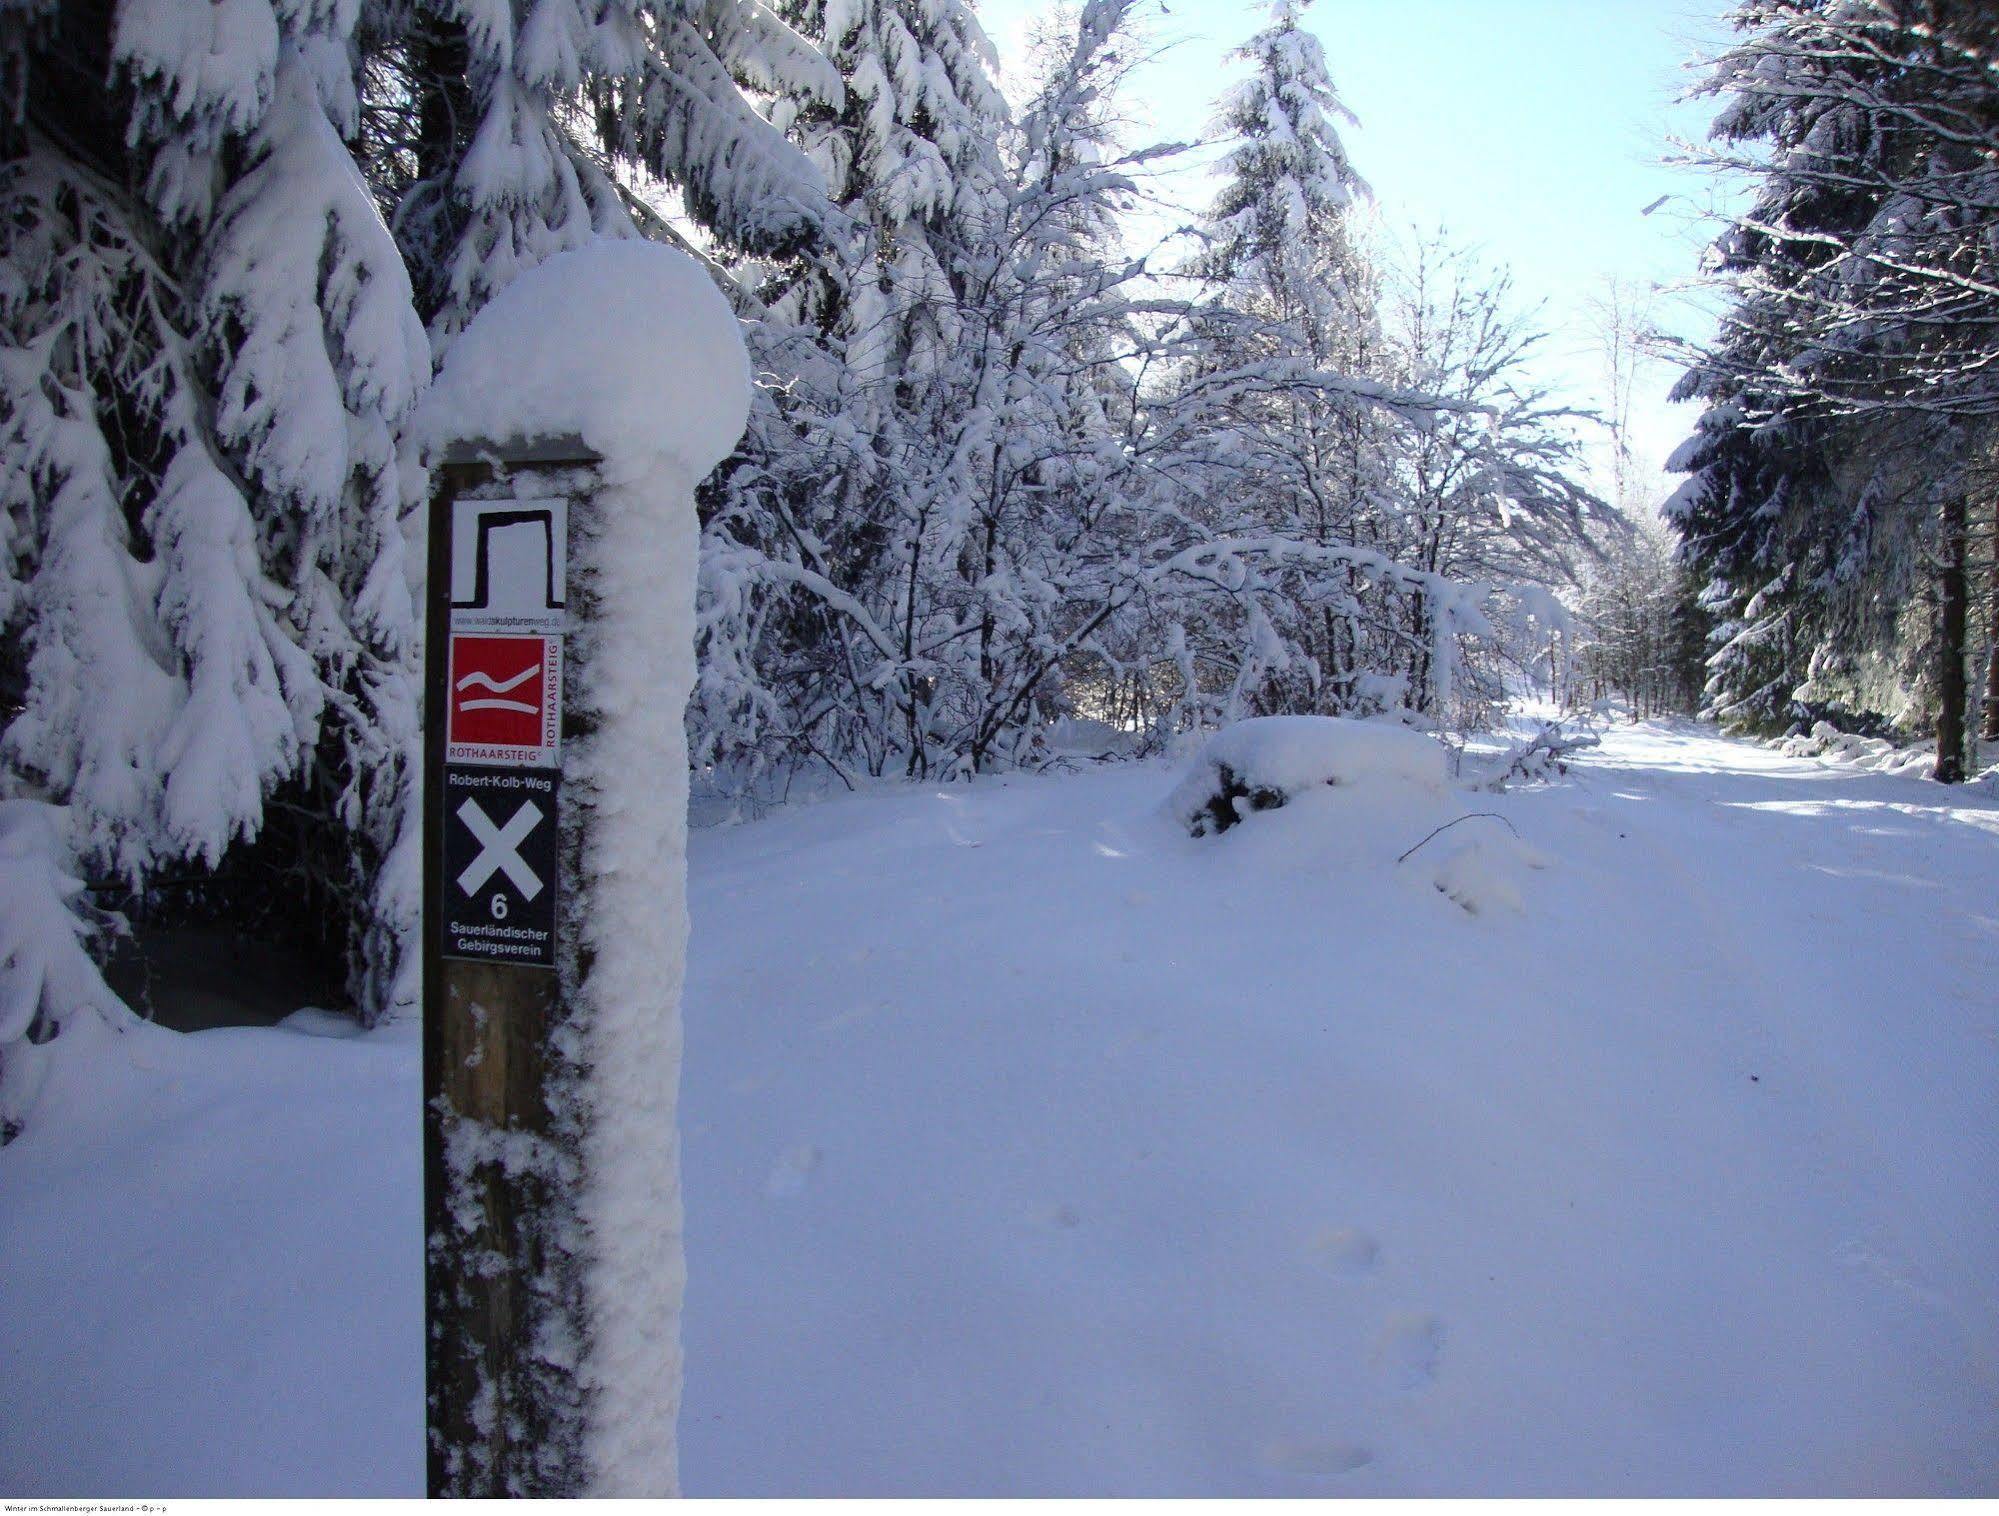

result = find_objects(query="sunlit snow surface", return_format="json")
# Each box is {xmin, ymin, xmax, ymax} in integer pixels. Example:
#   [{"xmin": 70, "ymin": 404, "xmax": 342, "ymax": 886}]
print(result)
[{"xmin": 4, "ymin": 720, "xmax": 1997, "ymax": 1494}]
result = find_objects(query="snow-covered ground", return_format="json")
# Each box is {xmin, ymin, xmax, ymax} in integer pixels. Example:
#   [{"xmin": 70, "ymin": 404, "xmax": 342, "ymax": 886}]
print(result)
[
  {"xmin": 0, "ymin": 1011, "xmax": 423, "ymax": 1495},
  {"xmin": 5, "ymin": 720, "xmax": 1997, "ymax": 1495}
]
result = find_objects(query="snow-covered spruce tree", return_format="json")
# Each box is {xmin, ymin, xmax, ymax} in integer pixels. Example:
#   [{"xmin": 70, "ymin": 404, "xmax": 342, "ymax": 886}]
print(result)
[
  {"xmin": 1163, "ymin": 0, "xmax": 1410, "ymax": 722},
  {"xmin": 184, "ymin": 30, "xmax": 433, "ymax": 1017},
  {"xmin": 1670, "ymin": 384, "xmax": 1964, "ymax": 737},
  {"xmin": 1672, "ymin": 0, "xmax": 1999, "ymax": 776},
  {"xmin": 765, "ymin": 0, "xmax": 1006, "ymax": 386},
  {"xmin": 904, "ymin": 0, "xmax": 1170, "ymax": 774},
  {"xmin": 1664, "ymin": 26, "xmax": 1869, "ymax": 738},
  {"xmin": 362, "ymin": 0, "xmax": 837, "ymax": 345},
  {"xmin": 1194, "ymin": 0, "xmax": 1364, "ymax": 339},
  {"xmin": 1665, "ymin": 358, "xmax": 1844, "ymax": 731},
  {"xmin": 1687, "ymin": 1, "xmax": 1999, "ymax": 419},
  {"xmin": 1190, "ymin": 0, "xmax": 1377, "ymax": 529},
  {"xmin": 693, "ymin": 0, "xmax": 1012, "ymax": 781},
  {"xmin": 1, "ymin": 0, "xmax": 429, "ymax": 1030}
]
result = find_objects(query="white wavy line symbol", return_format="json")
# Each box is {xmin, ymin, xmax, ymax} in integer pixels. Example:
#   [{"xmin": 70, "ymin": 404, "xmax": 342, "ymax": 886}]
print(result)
[{"xmin": 456, "ymin": 660, "xmax": 539, "ymax": 715}]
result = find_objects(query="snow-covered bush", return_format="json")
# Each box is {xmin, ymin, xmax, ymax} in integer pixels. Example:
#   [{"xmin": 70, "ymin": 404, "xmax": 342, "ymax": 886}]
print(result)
[
  {"xmin": 0, "ymin": 803, "xmax": 134, "ymax": 1143},
  {"xmin": 1471, "ymin": 719, "xmax": 1601, "ymax": 792},
  {"xmin": 691, "ymin": 0, "xmax": 1614, "ymax": 792},
  {"xmin": 1167, "ymin": 715, "xmax": 1445, "ymax": 837}
]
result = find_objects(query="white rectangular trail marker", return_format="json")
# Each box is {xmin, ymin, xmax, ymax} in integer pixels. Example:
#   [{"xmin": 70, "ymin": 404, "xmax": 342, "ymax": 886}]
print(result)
[{"xmin": 448, "ymin": 497, "xmax": 569, "ymax": 633}]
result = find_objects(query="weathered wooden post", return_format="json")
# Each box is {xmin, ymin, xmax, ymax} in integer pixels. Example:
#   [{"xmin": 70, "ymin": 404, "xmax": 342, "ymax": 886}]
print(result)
[
  {"xmin": 422, "ymin": 438, "xmax": 592, "ymax": 1495},
  {"xmin": 417, "ymin": 240, "xmax": 750, "ymax": 1497}
]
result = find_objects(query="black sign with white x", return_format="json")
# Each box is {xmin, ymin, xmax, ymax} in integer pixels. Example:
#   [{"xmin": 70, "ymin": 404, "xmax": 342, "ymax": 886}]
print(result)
[{"xmin": 441, "ymin": 764, "xmax": 559, "ymax": 966}]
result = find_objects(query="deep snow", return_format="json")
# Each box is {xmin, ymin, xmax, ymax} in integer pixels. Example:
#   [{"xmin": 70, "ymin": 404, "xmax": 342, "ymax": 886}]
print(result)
[{"xmin": 3, "ymin": 719, "xmax": 1996, "ymax": 1495}]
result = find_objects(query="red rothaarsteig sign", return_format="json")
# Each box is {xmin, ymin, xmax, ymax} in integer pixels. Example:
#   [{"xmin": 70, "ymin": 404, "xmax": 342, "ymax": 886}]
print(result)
[{"xmin": 446, "ymin": 632, "xmax": 562, "ymax": 767}]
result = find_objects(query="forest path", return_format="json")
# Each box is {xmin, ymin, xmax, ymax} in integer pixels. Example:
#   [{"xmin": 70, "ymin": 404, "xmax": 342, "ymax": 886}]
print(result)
[
  {"xmin": 2, "ymin": 720, "xmax": 1994, "ymax": 1496},
  {"xmin": 1559, "ymin": 722, "xmax": 1999, "ymax": 1377},
  {"xmin": 679, "ymin": 719, "xmax": 1999, "ymax": 1495}
]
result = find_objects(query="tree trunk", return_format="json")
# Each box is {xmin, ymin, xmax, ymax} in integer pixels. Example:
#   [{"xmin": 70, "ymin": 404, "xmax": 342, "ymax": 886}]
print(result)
[
  {"xmin": 1936, "ymin": 492, "xmax": 1968, "ymax": 784},
  {"xmin": 409, "ymin": 23, "xmax": 473, "ymax": 327},
  {"xmin": 1407, "ymin": 581, "xmax": 1436, "ymax": 717},
  {"xmin": 1981, "ymin": 500, "xmax": 1999, "ymax": 746}
]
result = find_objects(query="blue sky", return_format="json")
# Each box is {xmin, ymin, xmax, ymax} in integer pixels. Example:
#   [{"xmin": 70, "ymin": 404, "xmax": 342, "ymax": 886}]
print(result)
[{"xmin": 980, "ymin": 0, "xmax": 1744, "ymax": 512}]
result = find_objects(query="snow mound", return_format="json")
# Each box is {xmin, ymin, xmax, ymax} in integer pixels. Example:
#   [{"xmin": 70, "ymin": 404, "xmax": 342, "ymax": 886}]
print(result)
[
  {"xmin": 1165, "ymin": 718, "xmax": 1549, "ymax": 916},
  {"xmin": 414, "ymin": 238, "xmax": 751, "ymax": 481},
  {"xmin": 1777, "ymin": 720, "xmax": 1935, "ymax": 778},
  {"xmin": 1167, "ymin": 715, "xmax": 1446, "ymax": 837}
]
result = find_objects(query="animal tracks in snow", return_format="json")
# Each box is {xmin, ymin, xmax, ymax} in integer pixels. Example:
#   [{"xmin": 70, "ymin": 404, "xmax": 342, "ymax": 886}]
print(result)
[
  {"xmin": 1260, "ymin": 1436, "xmax": 1374, "ymax": 1476},
  {"xmin": 1374, "ymin": 1311, "xmax": 1446, "ymax": 1391},
  {"xmin": 1308, "ymin": 1225, "xmax": 1382, "ymax": 1275},
  {"xmin": 1259, "ymin": 1232, "xmax": 1446, "ymax": 1483}
]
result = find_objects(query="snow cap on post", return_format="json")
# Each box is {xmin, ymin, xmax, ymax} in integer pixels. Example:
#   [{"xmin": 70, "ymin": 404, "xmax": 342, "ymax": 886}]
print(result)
[{"xmin": 417, "ymin": 238, "xmax": 751, "ymax": 482}]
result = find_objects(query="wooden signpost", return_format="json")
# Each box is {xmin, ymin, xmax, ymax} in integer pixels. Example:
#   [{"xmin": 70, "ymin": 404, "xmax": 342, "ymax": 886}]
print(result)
[
  {"xmin": 417, "ymin": 236, "xmax": 751, "ymax": 1499},
  {"xmin": 422, "ymin": 440, "xmax": 599, "ymax": 1497}
]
